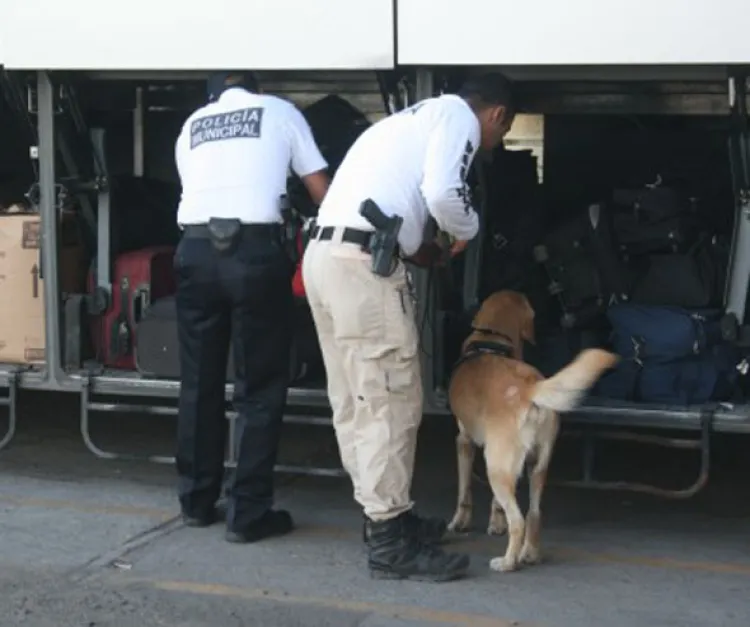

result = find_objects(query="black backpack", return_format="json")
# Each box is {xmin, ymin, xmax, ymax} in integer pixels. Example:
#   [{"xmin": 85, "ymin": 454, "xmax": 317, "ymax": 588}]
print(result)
[{"xmin": 287, "ymin": 95, "xmax": 371, "ymax": 216}]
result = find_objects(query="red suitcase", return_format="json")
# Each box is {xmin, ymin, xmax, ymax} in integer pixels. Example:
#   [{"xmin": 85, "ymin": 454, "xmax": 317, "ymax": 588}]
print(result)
[{"xmin": 88, "ymin": 246, "xmax": 177, "ymax": 370}]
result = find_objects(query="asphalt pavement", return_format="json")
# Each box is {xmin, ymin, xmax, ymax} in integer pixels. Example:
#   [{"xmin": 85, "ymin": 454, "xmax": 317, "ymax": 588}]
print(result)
[{"xmin": 1, "ymin": 390, "xmax": 749, "ymax": 626}]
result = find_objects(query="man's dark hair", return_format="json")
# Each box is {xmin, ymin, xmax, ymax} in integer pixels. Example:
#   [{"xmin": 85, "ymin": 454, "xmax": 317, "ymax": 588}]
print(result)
[
  {"xmin": 206, "ymin": 70, "xmax": 260, "ymax": 101},
  {"xmin": 225, "ymin": 71, "xmax": 260, "ymax": 93},
  {"xmin": 457, "ymin": 72, "xmax": 516, "ymax": 117}
]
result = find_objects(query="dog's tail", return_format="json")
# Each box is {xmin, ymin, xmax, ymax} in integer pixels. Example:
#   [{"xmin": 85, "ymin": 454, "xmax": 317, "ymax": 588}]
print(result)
[{"xmin": 531, "ymin": 348, "xmax": 619, "ymax": 413}]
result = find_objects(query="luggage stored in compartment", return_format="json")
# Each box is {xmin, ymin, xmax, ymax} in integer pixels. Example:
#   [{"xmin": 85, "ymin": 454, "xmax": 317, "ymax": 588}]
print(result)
[
  {"xmin": 475, "ymin": 146, "xmax": 559, "ymax": 327},
  {"xmin": 479, "ymin": 147, "xmax": 545, "ymax": 298},
  {"xmin": 605, "ymin": 181, "xmax": 729, "ymax": 309},
  {"xmin": 108, "ymin": 176, "xmax": 181, "ymax": 256},
  {"xmin": 595, "ymin": 304, "xmax": 743, "ymax": 405},
  {"xmin": 136, "ymin": 296, "xmax": 323, "ymax": 384},
  {"xmin": 291, "ymin": 229, "xmax": 307, "ymax": 299},
  {"xmin": 610, "ymin": 182, "xmax": 699, "ymax": 256},
  {"xmin": 88, "ymin": 246, "xmax": 177, "ymax": 370},
  {"xmin": 286, "ymin": 94, "xmax": 372, "ymax": 217},
  {"xmin": 626, "ymin": 235, "xmax": 725, "ymax": 309},
  {"xmin": 286, "ymin": 94, "xmax": 373, "ymax": 299},
  {"xmin": 290, "ymin": 219, "xmax": 318, "ymax": 300},
  {"xmin": 534, "ymin": 203, "xmax": 631, "ymax": 329}
]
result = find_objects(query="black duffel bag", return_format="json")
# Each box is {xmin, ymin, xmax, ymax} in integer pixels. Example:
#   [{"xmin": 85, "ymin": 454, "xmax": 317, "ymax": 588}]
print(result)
[
  {"xmin": 535, "ymin": 203, "xmax": 632, "ymax": 328},
  {"xmin": 610, "ymin": 183, "xmax": 700, "ymax": 256},
  {"xmin": 627, "ymin": 235, "xmax": 724, "ymax": 309}
]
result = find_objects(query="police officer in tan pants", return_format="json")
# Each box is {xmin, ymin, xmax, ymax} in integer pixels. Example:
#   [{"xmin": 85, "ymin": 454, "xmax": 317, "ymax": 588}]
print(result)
[{"xmin": 302, "ymin": 73, "xmax": 516, "ymax": 581}]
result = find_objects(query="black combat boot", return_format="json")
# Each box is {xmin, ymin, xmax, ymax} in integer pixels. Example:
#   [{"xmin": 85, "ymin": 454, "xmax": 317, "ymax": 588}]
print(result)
[
  {"xmin": 362, "ymin": 511, "xmax": 447, "ymax": 546},
  {"xmin": 367, "ymin": 513, "xmax": 470, "ymax": 582}
]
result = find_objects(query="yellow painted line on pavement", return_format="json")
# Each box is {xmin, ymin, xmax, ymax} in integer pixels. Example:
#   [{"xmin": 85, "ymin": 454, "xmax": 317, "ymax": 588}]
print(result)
[
  {"xmin": 147, "ymin": 578, "xmax": 536, "ymax": 627},
  {"xmin": 3, "ymin": 493, "xmax": 750, "ymax": 577},
  {"xmin": 0, "ymin": 494, "xmax": 174, "ymax": 521},
  {"xmin": 552, "ymin": 546, "xmax": 750, "ymax": 577}
]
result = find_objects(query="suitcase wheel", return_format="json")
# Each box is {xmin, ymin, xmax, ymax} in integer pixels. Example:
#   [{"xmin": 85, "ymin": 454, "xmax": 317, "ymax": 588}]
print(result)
[{"xmin": 86, "ymin": 286, "xmax": 110, "ymax": 316}]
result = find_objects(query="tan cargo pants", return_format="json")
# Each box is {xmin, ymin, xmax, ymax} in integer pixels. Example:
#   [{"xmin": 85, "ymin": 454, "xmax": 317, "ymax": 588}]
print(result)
[{"xmin": 302, "ymin": 234, "xmax": 423, "ymax": 522}]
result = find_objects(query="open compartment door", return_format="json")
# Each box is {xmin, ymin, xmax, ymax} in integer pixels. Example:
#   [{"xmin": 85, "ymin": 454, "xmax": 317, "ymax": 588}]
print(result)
[
  {"xmin": 1, "ymin": 0, "xmax": 394, "ymax": 70},
  {"xmin": 397, "ymin": 0, "xmax": 749, "ymax": 66},
  {"xmin": 726, "ymin": 75, "xmax": 750, "ymax": 329}
]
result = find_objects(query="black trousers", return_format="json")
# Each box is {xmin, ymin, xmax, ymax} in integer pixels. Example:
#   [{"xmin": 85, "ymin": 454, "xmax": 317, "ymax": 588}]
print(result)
[{"xmin": 174, "ymin": 226, "xmax": 293, "ymax": 531}]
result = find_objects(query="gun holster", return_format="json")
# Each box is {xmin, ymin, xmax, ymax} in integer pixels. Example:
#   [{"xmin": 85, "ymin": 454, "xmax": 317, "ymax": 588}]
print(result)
[
  {"xmin": 358, "ymin": 199, "xmax": 403, "ymax": 278},
  {"xmin": 207, "ymin": 218, "xmax": 242, "ymax": 255},
  {"xmin": 368, "ymin": 231, "xmax": 400, "ymax": 277}
]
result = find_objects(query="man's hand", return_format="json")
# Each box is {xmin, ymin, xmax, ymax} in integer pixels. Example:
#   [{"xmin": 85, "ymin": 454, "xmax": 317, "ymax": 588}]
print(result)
[
  {"xmin": 405, "ymin": 235, "xmax": 470, "ymax": 267},
  {"xmin": 449, "ymin": 239, "xmax": 469, "ymax": 256},
  {"xmin": 435, "ymin": 231, "xmax": 469, "ymax": 258}
]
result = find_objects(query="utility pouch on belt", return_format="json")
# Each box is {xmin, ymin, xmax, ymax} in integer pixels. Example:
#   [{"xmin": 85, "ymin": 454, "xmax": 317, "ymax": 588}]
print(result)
[
  {"xmin": 359, "ymin": 199, "xmax": 403, "ymax": 278},
  {"xmin": 207, "ymin": 218, "xmax": 242, "ymax": 254}
]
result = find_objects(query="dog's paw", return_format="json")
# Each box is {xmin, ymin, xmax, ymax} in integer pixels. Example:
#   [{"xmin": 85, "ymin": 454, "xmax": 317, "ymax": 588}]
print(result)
[
  {"xmin": 520, "ymin": 544, "xmax": 541, "ymax": 565},
  {"xmin": 447, "ymin": 509, "xmax": 472, "ymax": 533},
  {"xmin": 486, "ymin": 516, "xmax": 507, "ymax": 536},
  {"xmin": 489, "ymin": 555, "xmax": 518, "ymax": 573}
]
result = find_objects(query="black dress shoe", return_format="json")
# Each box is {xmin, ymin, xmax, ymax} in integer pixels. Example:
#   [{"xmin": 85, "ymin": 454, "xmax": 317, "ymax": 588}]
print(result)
[
  {"xmin": 225, "ymin": 509, "xmax": 294, "ymax": 544},
  {"xmin": 182, "ymin": 500, "xmax": 228, "ymax": 528}
]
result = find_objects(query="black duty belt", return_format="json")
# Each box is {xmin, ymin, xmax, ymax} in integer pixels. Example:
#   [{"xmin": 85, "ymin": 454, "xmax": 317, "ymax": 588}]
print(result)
[
  {"xmin": 182, "ymin": 223, "xmax": 281, "ymax": 238},
  {"xmin": 311, "ymin": 225, "xmax": 374, "ymax": 249}
]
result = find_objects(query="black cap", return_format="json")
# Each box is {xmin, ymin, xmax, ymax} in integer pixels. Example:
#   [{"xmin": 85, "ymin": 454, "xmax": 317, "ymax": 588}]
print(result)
[{"xmin": 206, "ymin": 71, "xmax": 260, "ymax": 102}]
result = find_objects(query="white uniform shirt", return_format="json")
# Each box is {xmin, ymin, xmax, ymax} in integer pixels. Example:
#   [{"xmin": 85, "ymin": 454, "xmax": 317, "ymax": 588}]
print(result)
[
  {"xmin": 315, "ymin": 94, "xmax": 481, "ymax": 256},
  {"xmin": 175, "ymin": 87, "xmax": 327, "ymax": 225}
]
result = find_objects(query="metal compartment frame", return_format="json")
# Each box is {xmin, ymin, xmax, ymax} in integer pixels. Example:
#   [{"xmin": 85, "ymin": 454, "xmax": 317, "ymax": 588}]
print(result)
[
  {"xmin": 0, "ymin": 68, "xmax": 74, "ymax": 452},
  {"xmin": 24, "ymin": 67, "xmax": 750, "ymax": 498}
]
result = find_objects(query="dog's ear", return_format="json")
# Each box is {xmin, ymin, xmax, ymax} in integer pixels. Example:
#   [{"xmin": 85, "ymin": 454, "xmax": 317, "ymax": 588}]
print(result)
[{"xmin": 521, "ymin": 297, "xmax": 536, "ymax": 346}]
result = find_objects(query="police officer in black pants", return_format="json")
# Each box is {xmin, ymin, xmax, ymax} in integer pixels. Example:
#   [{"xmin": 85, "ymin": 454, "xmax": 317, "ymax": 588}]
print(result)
[{"xmin": 173, "ymin": 71, "xmax": 329, "ymax": 542}]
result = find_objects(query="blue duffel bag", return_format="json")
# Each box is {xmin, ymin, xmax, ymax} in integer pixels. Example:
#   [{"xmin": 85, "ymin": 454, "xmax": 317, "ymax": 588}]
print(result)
[{"xmin": 594, "ymin": 304, "xmax": 741, "ymax": 405}]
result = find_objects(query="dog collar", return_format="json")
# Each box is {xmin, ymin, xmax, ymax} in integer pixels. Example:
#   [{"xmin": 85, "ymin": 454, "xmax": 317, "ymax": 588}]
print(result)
[{"xmin": 470, "ymin": 326, "xmax": 515, "ymax": 346}]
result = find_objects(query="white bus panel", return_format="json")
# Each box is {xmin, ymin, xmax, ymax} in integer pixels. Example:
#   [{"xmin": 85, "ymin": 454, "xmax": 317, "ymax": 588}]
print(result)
[
  {"xmin": 1, "ymin": 0, "xmax": 394, "ymax": 70},
  {"xmin": 397, "ymin": 0, "xmax": 750, "ymax": 66}
]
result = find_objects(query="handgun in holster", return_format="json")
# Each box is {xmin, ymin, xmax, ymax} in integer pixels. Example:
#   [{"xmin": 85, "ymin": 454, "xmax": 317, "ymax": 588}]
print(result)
[{"xmin": 358, "ymin": 199, "xmax": 403, "ymax": 278}]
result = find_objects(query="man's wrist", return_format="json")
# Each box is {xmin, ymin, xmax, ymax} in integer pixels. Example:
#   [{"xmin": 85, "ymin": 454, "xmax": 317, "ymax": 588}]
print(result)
[{"xmin": 404, "ymin": 241, "xmax": 444, "ymax": 267}]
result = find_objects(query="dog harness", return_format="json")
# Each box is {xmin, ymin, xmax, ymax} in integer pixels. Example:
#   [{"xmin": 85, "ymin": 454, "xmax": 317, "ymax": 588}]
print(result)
[{"xmin": 451, "ymin": 326, "xmax": 516, "ymax": 372}]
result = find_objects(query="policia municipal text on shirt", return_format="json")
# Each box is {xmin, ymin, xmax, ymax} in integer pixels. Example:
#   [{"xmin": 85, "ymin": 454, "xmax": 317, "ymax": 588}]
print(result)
[
  {"xmin": 173, "ymin": 71, "xmax": 330, "ymax": 542},
  {"xmin": 303, "ymin": 73, "xmax": 516, "ymax": 582}
]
